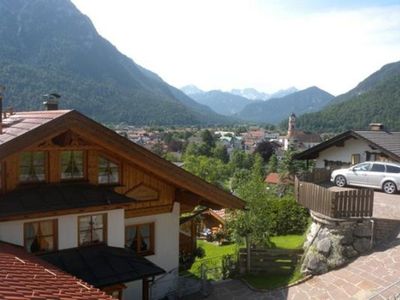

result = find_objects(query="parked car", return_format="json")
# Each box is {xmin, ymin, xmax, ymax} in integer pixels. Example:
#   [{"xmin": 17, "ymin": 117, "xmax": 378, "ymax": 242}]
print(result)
[{"xmin": 331, "ymin": 161, "xmax": 400, "ymax": 194}]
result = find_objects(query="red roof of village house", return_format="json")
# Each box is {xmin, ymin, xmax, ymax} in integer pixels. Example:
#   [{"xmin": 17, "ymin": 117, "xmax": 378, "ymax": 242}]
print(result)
[
  {"xmin": 265, "ymin": 172, "xmax": 280, "ymax": 184},
  {"xmin": 0, "ymin": 242, "xmax": 114, "ymax": 300}
]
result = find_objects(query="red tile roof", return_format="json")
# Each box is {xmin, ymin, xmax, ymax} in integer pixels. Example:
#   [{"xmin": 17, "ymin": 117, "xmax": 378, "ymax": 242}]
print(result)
[
  {"xmin": 0, "ymin": 242, "xmax": 114, "ymax": 300},
  {"xmin": 0, "ymin": 110, "xmax": 72, "ymax": 145},
  {"xmin": 265, "ymin": 173, "xmax": 280, "ymax": 184}
]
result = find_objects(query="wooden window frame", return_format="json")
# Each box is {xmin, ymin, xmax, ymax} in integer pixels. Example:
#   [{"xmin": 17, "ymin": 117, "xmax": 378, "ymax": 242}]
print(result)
[
  {"xmin": 60, "ymin": 150, "xmax": 87, "ymax": 181},
  {"xmin": 125, "ymin": 223, "xmax": 155, "ymax": 256},
  {"xmin": 19, "ymin": 151, "xmax": 48, "ymax": 184},
  {"xmin": 78, "ymin": 213, "xmax": 107, "ymax": 246},
  {"xmin": 24, "ymin": 219, "xmax": 58, "ymax": 254},
  {"xmin": 351, "ymin": 154, "xmax": 361, "ymax": 165},
  {"xmin": 98, "ymin": 154, "xmax": 121, "ymax": 185}
]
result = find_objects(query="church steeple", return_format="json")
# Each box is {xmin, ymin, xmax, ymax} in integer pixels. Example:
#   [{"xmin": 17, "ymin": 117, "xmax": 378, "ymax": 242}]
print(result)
[{"xmin": 288, "ymin": 113, "xmax": 296, "ymax": 138}]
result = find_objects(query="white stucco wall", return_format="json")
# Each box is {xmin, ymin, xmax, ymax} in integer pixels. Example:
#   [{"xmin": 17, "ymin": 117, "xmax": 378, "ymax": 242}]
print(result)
[
  {"xmin": 123, "ymin": 280, "xmax": 142, "ymax": 300},
  {"xmin": 315, "ymin": 138, "xmax": 377, "ymax": 168},
  {"xmin": 125, "ymin": 202, "xmax": 180, "ymax": 300},
  {"xmin": 0, "ymin": 203, "xmax": 180, "ymax": 300},
  {"xmin": 0, "ymin": 209, "xmax": 125, "ymax": 250}
]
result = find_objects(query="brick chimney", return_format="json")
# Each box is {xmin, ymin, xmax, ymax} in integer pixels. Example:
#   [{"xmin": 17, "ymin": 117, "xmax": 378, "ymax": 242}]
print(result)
[
  {"xmin": 369, "ymin": 123, "xmax": 384, "ymax": 131},
  {"xmin": 0, "ymin": 85, "xmax": 5, "ymax": 134},
  {"xmin": 43, "ymin": 93, "xmax": 60, "ymax": 110}
]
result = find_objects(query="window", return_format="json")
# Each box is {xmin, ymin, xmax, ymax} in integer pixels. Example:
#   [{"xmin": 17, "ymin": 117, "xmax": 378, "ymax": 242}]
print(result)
[
  {"xmin": 366, "ymin": 152, "xmax": 378, "ymax": 161},
  {"xmin": 78, "ymin": 214, "xmax": 106, "ymax": 246},
  {"xmin": 371, "ymin": 163, "xmax": 385, "ymax": 172},
  {"xmin": 61, "ymin": 151, "xmax": 84, "ymax": 180},
  {"xmin": 98, "ymin": 156, "xmax": 119, "ymax": 184},
  {"xmin": 24, "ymin": 220, "xmax": 57, "ymax": 253},
  {"xmin": 19, "ymin": 152, "xmax": 46, "ymax": 183},
  {"xmin": 353, "ymin": 162, "xmax": 371, "ymax": 172},
  {"xmin": 387, "ymin": 165, "xmax": 400, "ymax": 173},
  {"xmin": 125, "ymin": 223, "xmax": 154, "ymax": 255},
  {"xmin": 351, "ymin": 154, "xmax": 360, "ymax": 165}
]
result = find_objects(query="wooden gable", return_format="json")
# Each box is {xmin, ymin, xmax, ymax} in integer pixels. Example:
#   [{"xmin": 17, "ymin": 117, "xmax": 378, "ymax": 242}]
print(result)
[
  {"xmin": 125, "ymin": 184, "xmax": 159, "ymax": 201},
  {"xmin": 0, "ymin": 110, "xmax": 245, "ymax": 216},
  {"xmin": 1, "ymin": 127, "xmax": 176, "ymax": 219}
]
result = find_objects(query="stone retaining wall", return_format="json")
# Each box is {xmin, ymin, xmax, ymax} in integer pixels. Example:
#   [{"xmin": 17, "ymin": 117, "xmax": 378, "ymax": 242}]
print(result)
[{"xmin": 302, "ymin": 212, "xmax": 400, "ymax": 276}]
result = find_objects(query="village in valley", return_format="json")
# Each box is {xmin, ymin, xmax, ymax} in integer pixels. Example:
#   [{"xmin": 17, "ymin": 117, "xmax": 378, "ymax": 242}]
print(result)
[{"xmin": 1, "ymin": 1, "xmax": 400, "ymax": 300}]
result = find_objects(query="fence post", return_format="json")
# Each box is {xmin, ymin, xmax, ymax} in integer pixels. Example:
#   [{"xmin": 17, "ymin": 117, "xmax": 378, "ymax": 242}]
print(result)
[
  {"xmin": 246, "ymin": 235, "xmax": 251, "ymax": 273},
  {"xmin": 200, "ymin": 263, "xmax": 208, "ymax": 297}
]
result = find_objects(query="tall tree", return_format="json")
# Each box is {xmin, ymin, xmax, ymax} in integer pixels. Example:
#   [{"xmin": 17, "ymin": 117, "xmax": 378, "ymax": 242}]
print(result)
[
  {"xmin": 268, "ymin": 154, "xmax": 278, "ymax": 173},
  {"xmin": 213, "ymin": 145, "xmax": 229, "ymax": 163},
  {"xmin": 201, "ymin": 130, "xmax": 215, "ymax": 149},
  {"xmin": 254, "ymin": 141, "xmax": 275, "ymax": 163}
]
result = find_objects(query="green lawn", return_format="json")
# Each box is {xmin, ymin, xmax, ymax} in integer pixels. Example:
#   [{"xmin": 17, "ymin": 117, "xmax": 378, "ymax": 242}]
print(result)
[
  {"xmin": 181, "ymin": 240, "xmax": 239, "ymax": 279},
  {"xmin": 197, "ymin": 239, "xmax": 239, "ymax": 257},
  {"xmin": 243, "ymin": 234, "xmax": 306, "ymax": 290},
  {"xmin": 269, "ymin": 234, "xmax": 306, "ymax": 249},
  {"xmin": 180, "ymin": 234, "xmax": 307, "ymax": 285}
]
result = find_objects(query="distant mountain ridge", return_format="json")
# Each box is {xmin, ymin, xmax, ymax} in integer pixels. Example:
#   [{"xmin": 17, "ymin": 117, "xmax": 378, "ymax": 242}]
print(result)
[
  {"xmin": 236, "ymin": 86, "xmax": 334, "ymax": 124},
  {"xmin": 231, "ymin": 87, "xmax": 298, "ymax": 100},
  {"xmin": 187, "ymin": 90, "xmax": 252, "ymax": 116},
  {"xmin": 0, "ymin": 0, "xmax": 232, "ymax": 125},
  {"xmin": 230, "ymin": 88, "xmax": 270, "ymax": 100},
  {"xmin": 297, "ymin": 61, "xmax": 400, "ymax": 132},
  {"xmin": 181, "ymin": 85, "xmax": 204, "ymax": 95},
  {"xmin": 181, "ymin": 85, "xmax": 299, "ymax": 116}
]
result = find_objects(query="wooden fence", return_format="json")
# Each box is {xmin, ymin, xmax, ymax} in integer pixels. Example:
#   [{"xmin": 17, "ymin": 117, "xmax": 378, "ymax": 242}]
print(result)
[
  {"xmin": 239, "ymin": 248, "xmax": 303, "ymax": 274},
  {"xmin": 297, "ymin": 168, "xmax": 331, "ymax": 184},
  {"xmin": 295, "ymin": 177, "xmax": 374, "ymax": 218}
]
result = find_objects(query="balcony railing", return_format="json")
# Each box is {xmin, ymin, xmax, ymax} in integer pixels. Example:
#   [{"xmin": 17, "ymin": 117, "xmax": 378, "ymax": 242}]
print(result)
[{"xmin": 295, "ymin": 173, "xmax": 374, "ymax": 219}]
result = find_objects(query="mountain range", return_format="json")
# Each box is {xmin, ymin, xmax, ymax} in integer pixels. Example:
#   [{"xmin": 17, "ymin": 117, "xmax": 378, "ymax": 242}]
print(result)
[
  {"xmin": 181, "ymin": 85, "xmax": 304, "ymax": 117},
  {"xmin": 0, "ymin": 0, "xmax": 232, "ymax": 125},
  {"xmin": 231, "ymin": 87, "xmax": 298, "ymax": 100},
  {"xmin": 236, "ymin": 87, "xmax": 335, "ymax": 124},
  {"xmin": 185, "ymin": 90, "xmax": 252, "ymax": 116},
  {"xmin": 296, "ymin": 61, "xmax": 400, "ymax": 132}
]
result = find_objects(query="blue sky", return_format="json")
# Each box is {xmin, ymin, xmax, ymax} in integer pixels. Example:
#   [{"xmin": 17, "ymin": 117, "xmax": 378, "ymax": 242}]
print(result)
[{"xmin": 71, "ymin": 0, "xmax": 400, "ymax": 96}]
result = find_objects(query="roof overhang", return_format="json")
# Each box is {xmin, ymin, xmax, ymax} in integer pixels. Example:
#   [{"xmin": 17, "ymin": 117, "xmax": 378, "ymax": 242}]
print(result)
[
  {"xmin": 294, "ymin": 130, "xmax": 400, "ymax": 162},
  {"xmin": 40, "ymin": 244, "xmax": 165, "ymax": 287},
  {"xmin": 0, "ymin": 183, "xmax": 136, "ymax": 222}
]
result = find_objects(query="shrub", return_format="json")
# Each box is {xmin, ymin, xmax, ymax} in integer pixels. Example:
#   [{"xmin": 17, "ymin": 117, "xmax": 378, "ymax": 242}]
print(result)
[
  {"xmin": 194, "ymin": 246, "xmax": 205, "ymax": 259},
  {"xmin": 269, "ymin": 197, "xmax": 309, "ymax": 235}
]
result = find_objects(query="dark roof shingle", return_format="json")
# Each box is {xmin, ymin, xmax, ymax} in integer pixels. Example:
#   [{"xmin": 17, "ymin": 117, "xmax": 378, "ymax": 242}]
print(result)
[
  {"xmin": 0, "ymin": 184, "xmax": 136, "ymax": 220},
  {"xmin": 40, "ymin": 244, "xmax": 165, "ymax": 287}
]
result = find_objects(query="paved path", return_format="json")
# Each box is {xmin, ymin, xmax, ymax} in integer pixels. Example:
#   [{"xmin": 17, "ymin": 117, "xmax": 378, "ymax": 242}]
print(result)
[
  {"xmin": 184, "ymin": 240, "xmax": 400, "ymax": 300},
  {"xmin": 372, "ymin": 192, "xmax": 400, "ymax": 219}
]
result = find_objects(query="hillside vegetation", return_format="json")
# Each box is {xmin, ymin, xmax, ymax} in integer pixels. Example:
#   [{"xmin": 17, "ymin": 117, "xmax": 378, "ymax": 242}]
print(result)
[
  {"xmin": 0, "ymin": 0, "xmax": 231, "ymax": 125},
  {"xmin": 297, "ymin": 61, "xmax": 400, "ymax": 132},
  {"xmin": 236, "ymin": 86, "xmax": 334, "ymax": 124}
]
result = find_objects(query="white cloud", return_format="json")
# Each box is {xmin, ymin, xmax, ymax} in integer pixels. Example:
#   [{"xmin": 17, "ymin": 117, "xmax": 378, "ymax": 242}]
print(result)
[{"xmin": 71, "ymin": 0, "xmax": 400, "ymax": 95}]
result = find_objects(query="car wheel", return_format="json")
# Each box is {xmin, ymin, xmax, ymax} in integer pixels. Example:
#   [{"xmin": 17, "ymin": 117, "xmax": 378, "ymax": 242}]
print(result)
[
  {"xmin": 335, "ymin": 175, "xmax": 346, "ymax": 187},
  {"xmin": 383, "ymin": 181, "xmax": 397, "ymax": 194}
]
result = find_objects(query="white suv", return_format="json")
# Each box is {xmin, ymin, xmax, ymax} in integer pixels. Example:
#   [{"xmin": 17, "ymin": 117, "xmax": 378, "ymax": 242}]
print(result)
[{"xmin": 331, "ymin": 162, "xmax": 400, "ymax": 194}]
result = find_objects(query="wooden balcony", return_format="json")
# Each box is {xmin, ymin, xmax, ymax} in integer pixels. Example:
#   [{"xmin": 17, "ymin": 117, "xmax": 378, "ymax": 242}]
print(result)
[{"xmin": 295, "ymin": 170, "xmax": 374, "ymax": 219}]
